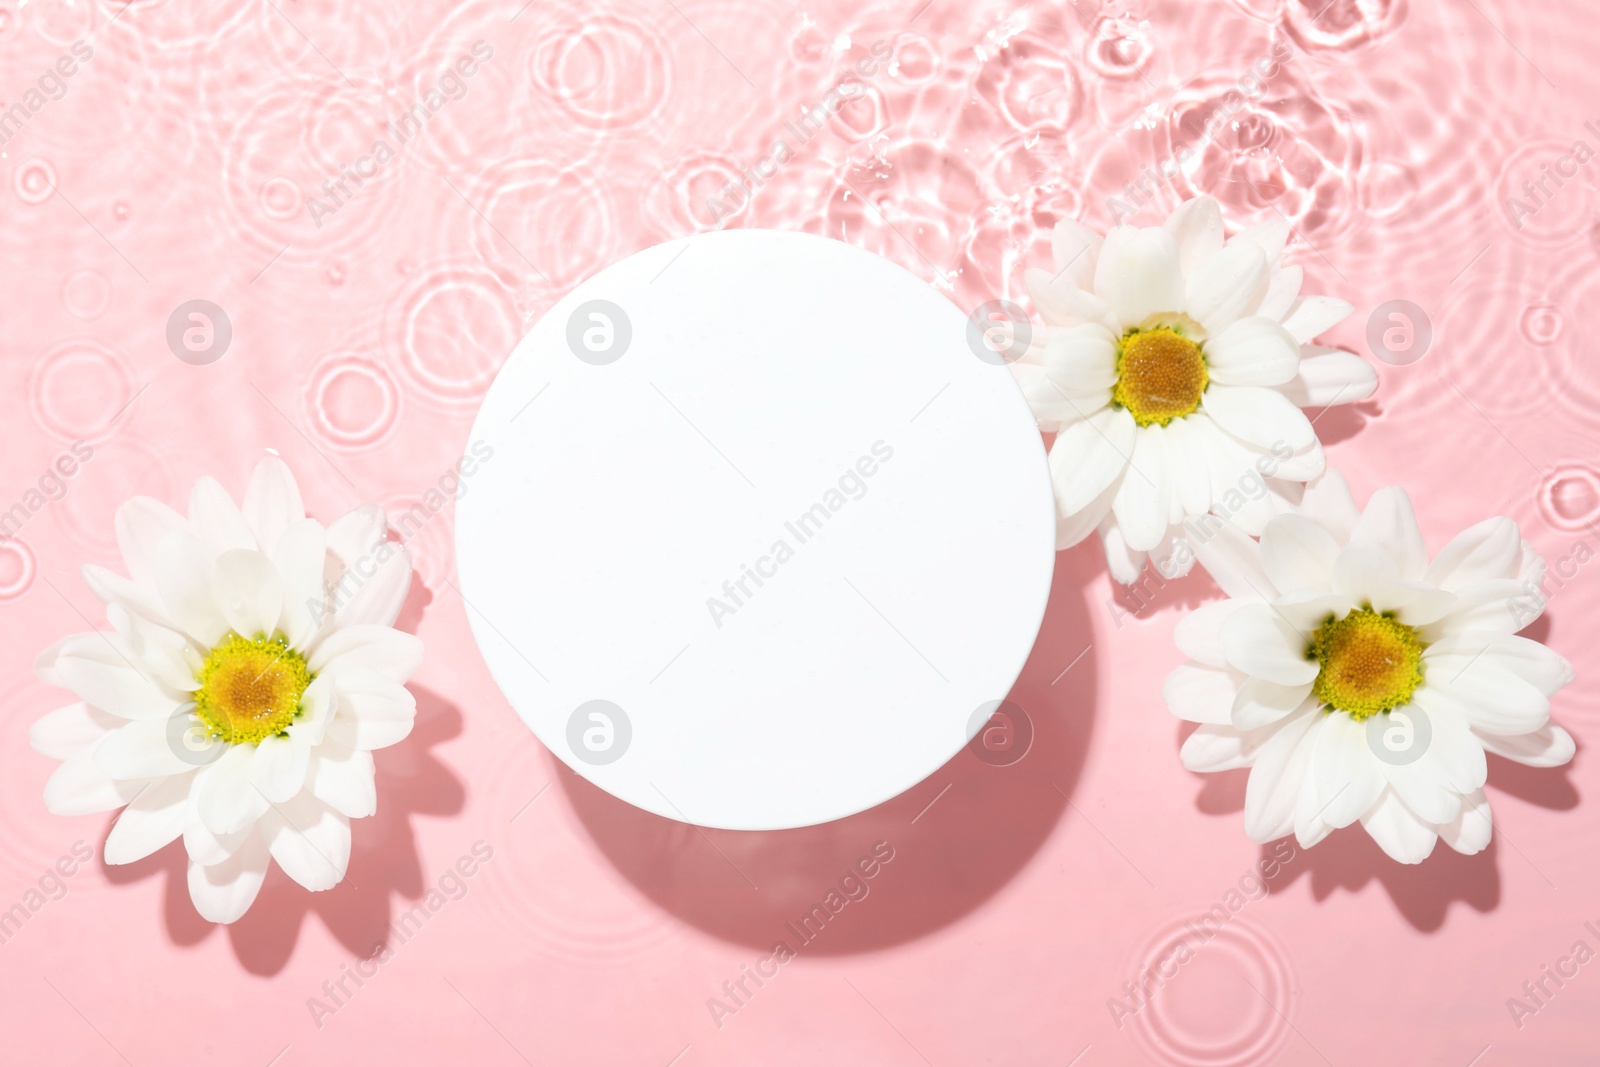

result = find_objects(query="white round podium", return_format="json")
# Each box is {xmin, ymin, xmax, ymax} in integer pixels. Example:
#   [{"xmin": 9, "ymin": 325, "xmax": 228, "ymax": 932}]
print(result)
[{"xmin": 457, "ymin": 230, "xmax": 1054, "ymax": 829}]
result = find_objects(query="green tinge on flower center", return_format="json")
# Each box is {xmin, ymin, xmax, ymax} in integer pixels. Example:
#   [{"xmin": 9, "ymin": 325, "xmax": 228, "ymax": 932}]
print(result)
[
  {"xmin": 1111, "ymin": 327, "xmax": 1209, "ymax": 427},
  {"xmin": 1306, "ymin": 607, "xmax": 1425, "ymax": 721},
  {"xmin": 194, "ymin": 633, "xmax": 312, "ymax": 745}
]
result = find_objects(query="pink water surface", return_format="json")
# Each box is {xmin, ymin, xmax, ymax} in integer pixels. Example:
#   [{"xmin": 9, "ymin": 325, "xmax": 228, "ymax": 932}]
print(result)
[{"xmin": 2, "ymin": 0, "xmax": 1599, "ymax": 1063}]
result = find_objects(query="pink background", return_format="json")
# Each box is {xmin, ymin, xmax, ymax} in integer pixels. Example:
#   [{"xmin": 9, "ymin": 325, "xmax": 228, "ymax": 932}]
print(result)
[{"xmin": 2, "ymin": 0, "xmax": 1598, "ymax": 1063}]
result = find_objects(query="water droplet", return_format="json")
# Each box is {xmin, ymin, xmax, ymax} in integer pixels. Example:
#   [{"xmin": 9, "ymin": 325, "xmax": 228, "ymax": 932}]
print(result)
[
  {"xmin": 14, "ymin": 158, "xmax": 56, "ymax": 204},
  {"xmin": 0, "ymin": 539, "xmax": 36, "ymax": 600},
  {"xmin": 1087, "ymin": 17, "xmax": 1154, "ymax": 78},
  {"xmin": 259, "ymin": 177, "xmax": 301, "ymax": 220},
  {"xmin": 61, "ymin": 270, "xmax": 112, "ymax": 321},
  {"xmin": 1541, "ymin": 465, "xmax": 1600, "ymax": 531},
  {"xmin": 305, "ymin": 351, "xmax": 401, "ymax": 451},
  {"xmin": 1231, "ymin": 113, "xmax": 1275, "ymax": 153},
  {"xmin": 1520, "ymin": 304, "xmax": 1563, "ymax": 345}
]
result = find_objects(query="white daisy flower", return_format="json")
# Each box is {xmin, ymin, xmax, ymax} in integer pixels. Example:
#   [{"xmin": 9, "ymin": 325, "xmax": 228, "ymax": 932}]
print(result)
[
  {"xmin": 1165, "ymin": 470, "xmax": 1576, "ymax": 864},
  {"xmin": 1014, "ymin": 197, "xmax": 1378, "ymax": 583},
  {"xmin": 29, "ymin": 457, "xmax": 421, "ymax": 922}
]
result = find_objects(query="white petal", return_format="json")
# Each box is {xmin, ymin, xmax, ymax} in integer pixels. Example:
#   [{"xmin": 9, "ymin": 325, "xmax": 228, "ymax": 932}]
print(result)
[
  {"xmin": 1173, "ymin": 599, "xmax": 1252, "ymax": 667},
  {"xmin": 1380, "ymin": 755, "xmax": 1460, "ymax": 826},
  {"xmin": 1204, "ymin": 317, "xmax": 1301, "ymax": 387},
  {"xmin": 1164, "ymin": 197, "xmax": 1224, "ymax": 277},
  {"xmin": 1271, "ymin": 591, "xmax": 1354, "ymax": 633},
  {"xmin": 250, "ymin": 734, "xmax": 311, "ymax": 803},
  {"xmin": 1349, "ymin": 486, "xmax": 1426, "ymax": 579},
  {"xmin": 1437, "ymin": 789, "xmax": 1492, "ymax": 855},
  {"xmin": 104, "ymin": 774, "xmax": 193, "ymax": 864},
  {"xmin": 274, "ymin": 519, "xmax": 328, "ymax": 650},
  {"xmin": 109, "ymin": 605, "xmax": 199, "ymax": 693},
  {"xmin": 1049, "ymin": 407, "xmax": 1137, "ymax": 515},
  {"xmin": 242, "ymin": 457, "xmax": 305, "ymax": 557},
  {"xmin": 95, "ymin": 716, "xmax": 200, "ymax": 779},
  {"xmin": 30, "ymin": 702, "xmax": 120, "ymax": 760},
  {"xmin": 1153, "ymin": 528, "xmax": 1199, "ymax": 578},
  {"xmin": 1015, "ymin": 361, "xmax": 1103, "ymax": 431},
  {"xmin": 1414, "ymin": 705, "xmax": 1489, "ymax": 793},
  {"xmin": 1228, "ymin": 216, "xmax": 1290, "ymax": 266},
  {"xmin": 43, "ymin": 741, "xmax": 148, "ymax": 815},
  {"xmin": 1202, "ymin": 385, "xmax": 1317, "ymax": 451},
  {"xmin": 1193, "ymin": 416, "xmax": 1262, "ymax": 504},
  {"xmin": 1181, "ymin": 724, "xmax": 1255, "ymax": 772},
  {"xmin": 1190, "ymin": 519, "xmax": 1277, "ymax": 601},
  {"xmin": 1024, "ymin": 269, "xmax": 1115, "ymax": 330},
  {"xmin": 1415, "ymin": 670, "xmax": 1548, "ymax": 737},
  {"xmin": 35, "ymin": 632, "xmax": 82, "ymax": 690},
  {"xmin": 1294, "ymin": 810, "xmax": 1334, "ymax": 850},
  {"xmin": 48, "ymin": 634, "xmax": 179, "ymax": 720},
  {"xmin": 1279, "ymin": 350, "xmax": 1377, "ymax": 408},
  {"xmin": 1368, "ymin": 581, "xmax": 1457, "ymax": 627},
  {"xmin": 309, "ymin": 624, "xmax": 424, "ymax": 679},
  {"xmin": 1243, "ymin": 708, "xmax": 1319, "ymax": 841},
  {"xmin": 1198, "ymin": 422, "xmax": 1285, "ymax": 535},
  {"xmin": 187, "ymin": 831, "xmax": 269, "ymax": 923},
  {"xmin": 1517, "ymin": 541, "xmax": 1546, "ymax": 588},
  {"xmin": 1232, "ymin": 677, "xmax": 1314, "ymax": 731},
  {"xmin": 154, "ymin": 533, "xmax": 231, "ymax": 647},
  {"xmin": 296, "ymin": 673, "xmax": 338, "ymax": 748},
  {"xmin": 1257, "ymin": 265, "xmax": 1303, "ymax": 322},
  {"xmin": 1098, "ymin": 517, "xmax": 1148, "ymax": 585},
  {"xmin": 1112, "ymin": 425, "xmax": 1173, "ymax": 552},
  {"xmin": 1164, "ymin": 663, "xmax": 1243, "ymax": 725},
  {"xmin": 210, "ymin": 549, "xmax": 284, "ymax": 640},
  {"xmin": 34, "ymin": 632, "xmax": 83, "ymax": 688},
  {"xmin": 1259, "ymin": 514, "xmax": 1341, "ymax": 594},
  {"xmin": 1094, "ymin": 226, "xmax": 1184, "ymax": 327},
  {"xmin": 1162, "ymin": 416, "xmax": 1213, "ymax": 519},
  {"xmin": 1055, "ymin": 478, "xmax": 1116, "ymax": 550},
  {"xmin": 1188, "ymin": 241, "xmax": 1268, "ymax": 335},
  {"xmin": 1051, "ymin": 218, "xmax": 1103, "ymax": 289},
  {"xmin": 115, "ymin": 497, "xmax": 191, "ymax": 588},
  {"xmin": 308, "ymin": 741, "xmax": 377, "ymax": 819},
  {"xmin": 82, "ymin": 563, "xmax": 174, "ymax": 630},
  {"xmin": 1264, "ymin": 440, "xmax": 1326, "ymax": 483},
  {"xmin": 1220, "ymin": 604, "xmax": 1318, "ymax": 686},
  {"xmin": 263, "ymin": 792, "xmax": 351, "ymax": 892},
  {"xmin": 1263, "ymin": 477, "xmax": 1306, "ymax": 522},
  {"xmin": 1304, "ymin": 711, "xmax": 1386, "ymax": 829},
  {"xmin": 1474, "ymin": 723, "xmax": 1575, "ymax": 768},
  {"xmin": 331, "ymin": 545, "xmax": 413, "ymax": 632},
  {"xmin": 189, "ymin": 476, "xmax": 256, "ymax": 554},
  {"xmin": 1432, "ymin": 579, "xmax": 1539, "ymax": 637},
  {"xmin": 1428, "ymin": 635, "xmax": 1573, "ymax": 695},
  {"xmin": 1425, "ymin": 517, "xmax": 1521, "ymax": 591},
  {"xmin": 326, "ymin": 505, "xmax": 387, "ymax": 568},
  {"xmin": 1281, "ymin": 296, "xmax": 1353, "ymax": 344},
  {"xmin": 329, "ymin": 668, "xmax": 417, "ymax": 750},
  {"xmin": 1359, "ymin": 788, "xmax": 1438, "ymax": 864},
  {"xmin": 196, "ymin": 744, "xmax": 270, "ymax": 835},
  {"xmin": 1331, "ymin": 542, "xmax": 1400, "ymax": 600},
  {"xmin": 1040, "ymin": 324, "xmax": 1118, "ymax": 391},
  {"xmin": 1298, "ymin": 469, "xmax": 1360, "ymax": 545},
  {"xmin": 184, "ymin": 819, "xmax": 252, "ymax": 867}
]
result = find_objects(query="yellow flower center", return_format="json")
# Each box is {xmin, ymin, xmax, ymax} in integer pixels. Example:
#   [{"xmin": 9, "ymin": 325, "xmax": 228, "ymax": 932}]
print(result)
[
  {"xmin": 194, "ymin": 633, "xmax": 312, "ymax": 745},
  {"xmin": 1111, "ymin": 326, "xmax": 1209, "ymax": 427},
  {"xmin": 1306, "ymin": 607, "xmax": 1425, "ymax": 721}
]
